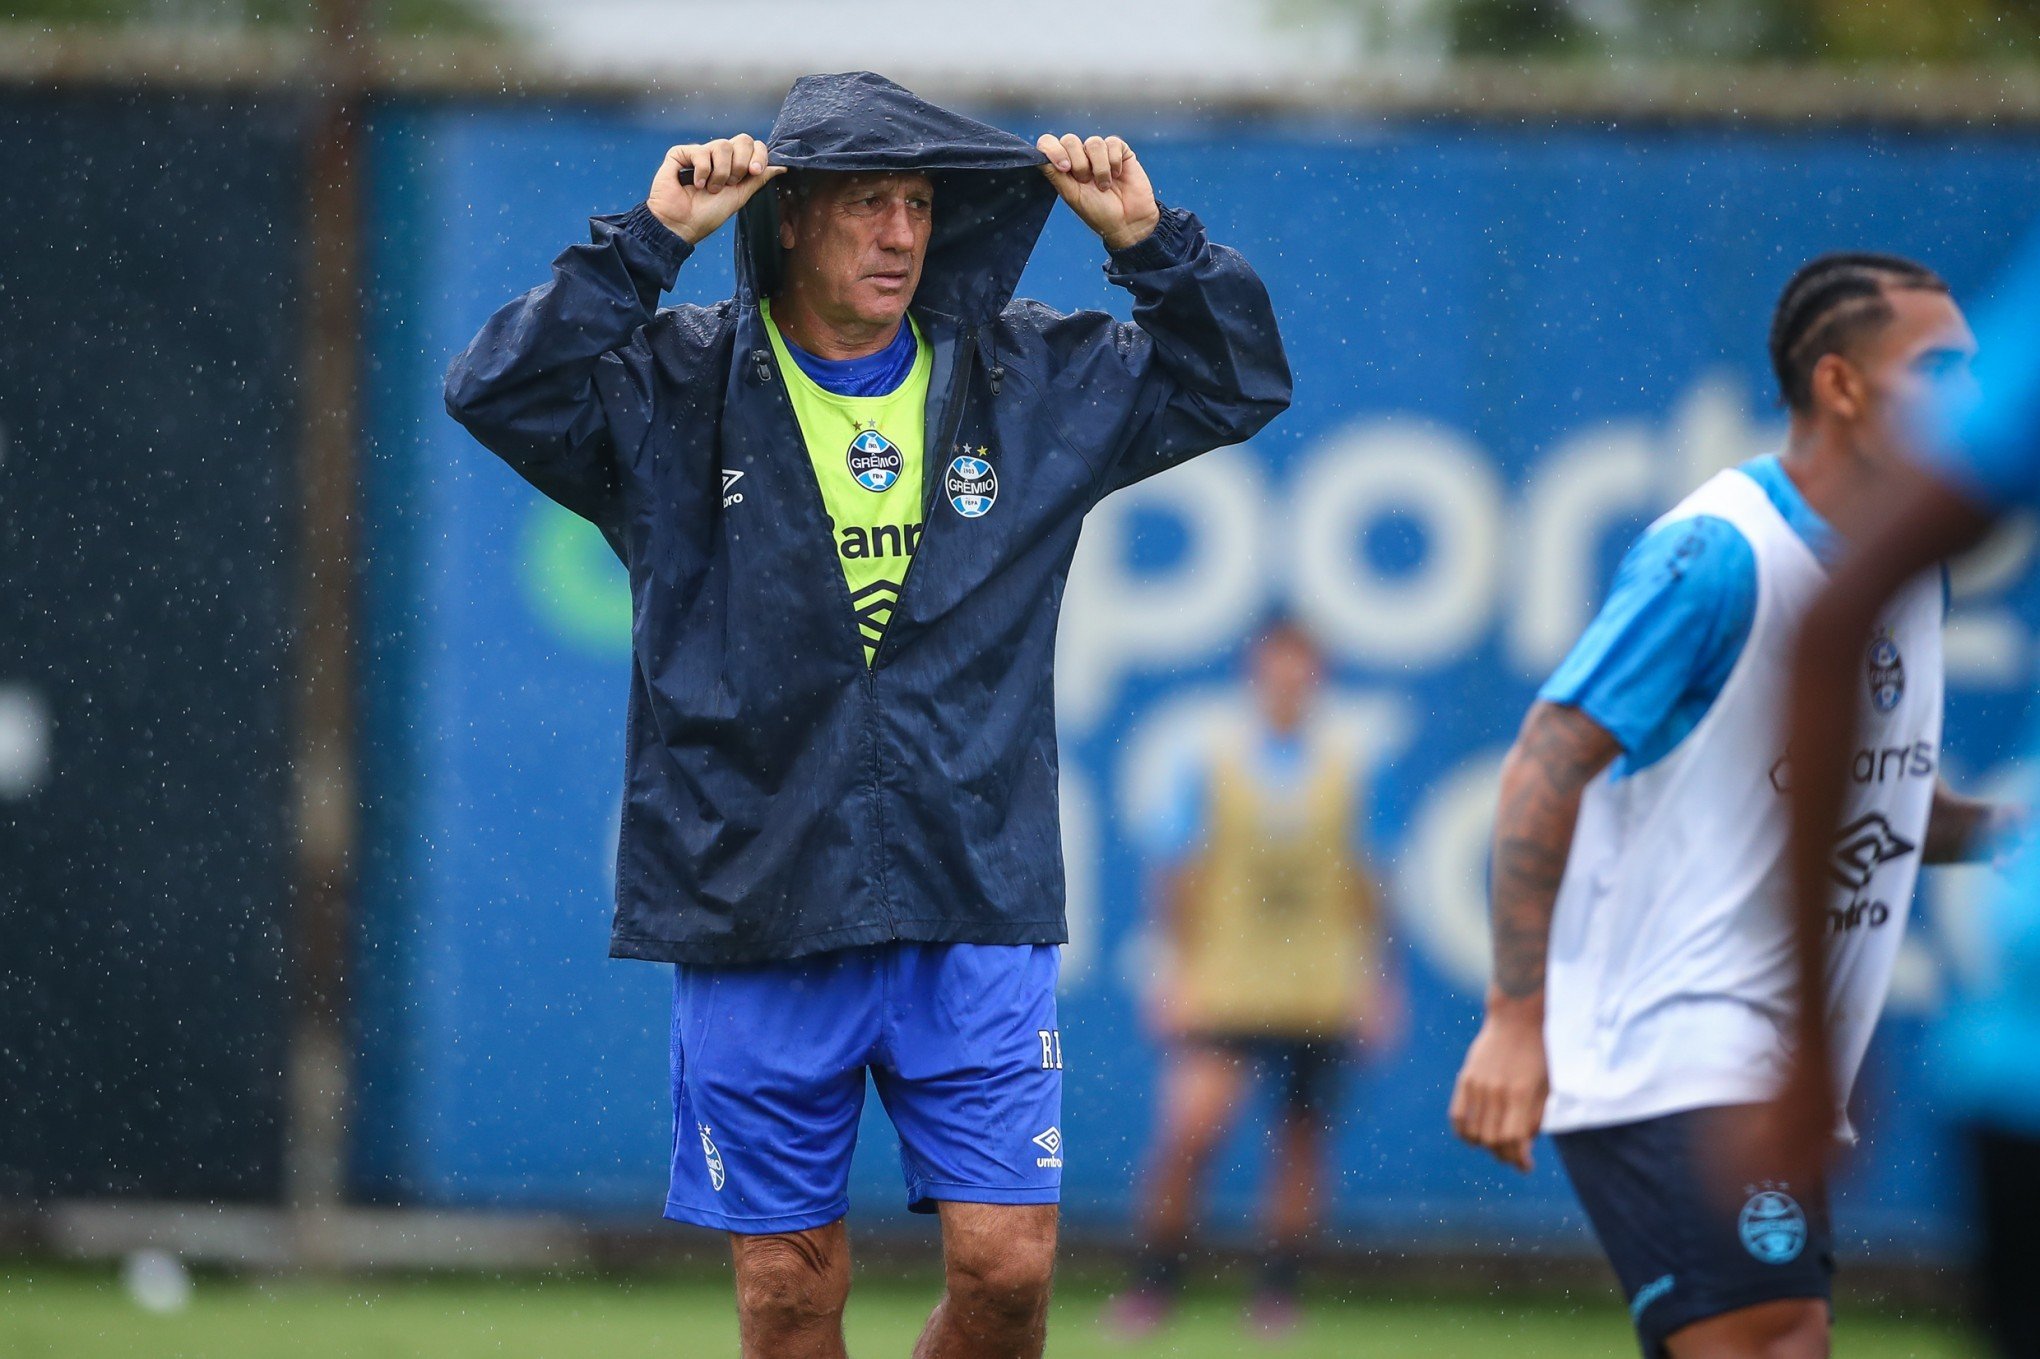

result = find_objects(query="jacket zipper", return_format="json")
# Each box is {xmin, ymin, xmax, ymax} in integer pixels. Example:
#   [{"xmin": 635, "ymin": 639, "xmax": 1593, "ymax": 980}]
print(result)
[
  {"xmin": 870, "ymin": 325, "xmax": 978, "ymax": 671},
  {"xmin": 750, "ymin": 320, "xmax": 979, "ymax": 938},
  {"xmin": 867, "ymin": 325, "xmax": 976, "ymax": 936}
]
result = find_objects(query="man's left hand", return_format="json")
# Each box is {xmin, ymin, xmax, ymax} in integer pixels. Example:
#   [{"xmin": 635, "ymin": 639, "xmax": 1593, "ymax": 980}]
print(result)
[
  {"xmin": 1986, "ymin": 803, "xmax": 2031, "ymax": 870},
  {"xmin": 1036, "ymin": 133, "xmax": 1160, "ymax": 252}
]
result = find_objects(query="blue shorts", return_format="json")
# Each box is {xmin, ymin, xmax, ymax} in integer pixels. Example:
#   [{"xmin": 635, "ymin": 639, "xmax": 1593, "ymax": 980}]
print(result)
[
  {"xmin": 666, "ymin": 942, "xmax": 1063, "ymax": 1235},
  {"xmin": 1554, "ymin": 1104, "xmax": 1834, "ymax": 1358}
]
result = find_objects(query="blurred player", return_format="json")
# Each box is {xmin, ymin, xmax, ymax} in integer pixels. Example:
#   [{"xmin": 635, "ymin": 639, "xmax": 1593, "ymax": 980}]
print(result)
[
  {"xmin": 446, "ymin": 72, "xmax": 1289, "ymax": 1359},
  {"xmin": 1782, "ymin": 252, "xmax": 2038, "ymax": 1356},
  {"xmin": 1451, "ymin": 253, "xmax": 2009, "ymax": 1358},
  {"xmin": 1109, "ymin": 618, "xmax": 1401, "ymax": 1338}
]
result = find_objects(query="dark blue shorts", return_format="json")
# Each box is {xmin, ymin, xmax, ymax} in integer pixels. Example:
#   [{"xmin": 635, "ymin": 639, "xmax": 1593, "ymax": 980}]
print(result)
[
  {"xmin": 1184, "ymin": 1034, "xmax": 1353, "ymax": 1118},
  {"xmin": 666, "ymin": 942, "xmax": 1063, "ymax": 1235},
  {"xmin": 1554, "ymin": 1104, "xmax": 1833, "ymax": 1358}
]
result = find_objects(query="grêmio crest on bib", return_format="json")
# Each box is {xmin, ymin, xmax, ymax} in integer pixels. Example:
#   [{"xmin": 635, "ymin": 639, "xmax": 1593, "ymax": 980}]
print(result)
[{"xmin": 847, "ymin": 422, "xmax": 903, "ymax": 493}]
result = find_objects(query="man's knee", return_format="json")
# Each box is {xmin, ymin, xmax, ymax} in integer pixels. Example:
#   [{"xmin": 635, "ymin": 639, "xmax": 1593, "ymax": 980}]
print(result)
[
  {"xmin": 732, "ymin": 1228, "xmax": 850, "ymax": 1332},
  {"xmin": 1668, "ymin": 1297, "xmax": 1829, "ymax": 1359},
  {"xmin": 944, "ymin": 1216, "xmax": 1057, "ymax": 1326},
  {"xmin": 1751, "ymin": 1302, "xmax": 1829, "ymax": 1359}
]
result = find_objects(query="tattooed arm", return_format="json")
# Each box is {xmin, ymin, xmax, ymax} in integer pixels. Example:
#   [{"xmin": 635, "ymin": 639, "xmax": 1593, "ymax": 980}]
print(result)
[{"xmin": 1448, "ymin": 700, "xmax": 1622, "ymax": 1172}]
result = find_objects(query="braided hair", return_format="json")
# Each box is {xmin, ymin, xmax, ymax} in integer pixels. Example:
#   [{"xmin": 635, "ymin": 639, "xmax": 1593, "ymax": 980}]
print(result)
[{"xmin": 1768, "ymin": 252, "xmax": 1948, "ymax": 413}]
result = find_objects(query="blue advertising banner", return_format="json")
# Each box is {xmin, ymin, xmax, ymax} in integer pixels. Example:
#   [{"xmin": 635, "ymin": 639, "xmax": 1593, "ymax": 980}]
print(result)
[{"xmin": 360, "ymin": 102, "xmax": 2040, "ymax": 1255}]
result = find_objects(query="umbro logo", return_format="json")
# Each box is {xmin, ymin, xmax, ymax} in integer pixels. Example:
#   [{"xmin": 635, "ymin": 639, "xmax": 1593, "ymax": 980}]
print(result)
[
  {"xmin": 1032, "ymin": 1126, "xmax": 1063, "ymax": 1169},
  {"xmin": 721, "ymin": 468, "xmax": 745, "ymax": 509},
  {"xmin": 1829, "ymin": 812, "xmax": 1916, "ymax": 890}
]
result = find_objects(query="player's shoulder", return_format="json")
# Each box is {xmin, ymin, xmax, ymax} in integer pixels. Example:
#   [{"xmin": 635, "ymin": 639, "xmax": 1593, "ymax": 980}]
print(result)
[
  {"xmin": 622, "ymin": 301, "xmax": 741, "ymax": 387},
  {"xmin": 1624, "ymin": 512, "xmax": 1755, "ymax": 584},
  {"xmin": 645, "ymin": 298, "xmax": 738, "ymax": 344},
  {"xmin": 996, "ymin": 299, "xmax": 1130, "ymax": 357}
]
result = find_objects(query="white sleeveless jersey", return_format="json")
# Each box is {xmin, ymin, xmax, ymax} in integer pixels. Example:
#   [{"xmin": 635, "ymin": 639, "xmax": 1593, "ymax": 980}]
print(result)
[{"xmin": 1542, "ymin": 467, "xmax": 1944, "ymax": 1135}]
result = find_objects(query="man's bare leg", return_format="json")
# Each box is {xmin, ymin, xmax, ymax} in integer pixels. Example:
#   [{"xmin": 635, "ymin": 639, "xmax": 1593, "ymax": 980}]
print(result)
[
  {"xmin": 1666, "ymin": 1298, "xmax": 1829, "ymax": 1359},
  {"xmin": 1141, "ymin": 1045, "xmax": 1250, "ymax": 1256},
  {"xmin": 912, "ymin": 1202, "xmax": 1058, "ymax": 1359},
  {"xmin": 730, "ymin": 1220, "xmax": 852, "ymax": 1359},
  {"xmin": 1264, "ymin": 1108, "xmax": 1325, "ymax": 1252}
]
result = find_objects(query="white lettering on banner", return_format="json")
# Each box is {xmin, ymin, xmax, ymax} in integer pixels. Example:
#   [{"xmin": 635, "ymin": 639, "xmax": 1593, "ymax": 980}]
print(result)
[
  {"xmin": 1059, "ymin": 375, "xmax": 1785, "ymax": 714},
  {"xmin": 1058, "ymin": 447, "xmax": 1267, "ymax": 732},
  {"xmin": 1396, "ymin": 376, "xmax": 1764, "ymax": 677},
  {"xmin": 1393, "ymin": 748, "xmax": 1507, "ymax": 994},
  {"xmin": 1290, "ymin": 420, "xmax": 1503, "ymax": 666},
  {"xmin": 1056, "ymin": 374, "xmax": 2039, "ymax": 1004},
  {"xmin": 0, "ymin": 685, "xmax": 51, "ymax": 800},
  {"xmin": 1509, "ymin": 423, "xmax": 1657, "ymax": 676}
]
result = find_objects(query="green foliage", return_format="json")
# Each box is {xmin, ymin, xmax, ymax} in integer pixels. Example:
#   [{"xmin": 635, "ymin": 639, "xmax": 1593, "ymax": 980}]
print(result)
[
  {"xmin": 0, "ymin": 0, "xmax": 497, "ymax": 36},
  {"xmin": 1447, "ymin": 0, "xmax": 1594, "ymax": 55},
  {"xmin": 1319, "ymin": 0, "xmax": 2040, "ymax": 62}
]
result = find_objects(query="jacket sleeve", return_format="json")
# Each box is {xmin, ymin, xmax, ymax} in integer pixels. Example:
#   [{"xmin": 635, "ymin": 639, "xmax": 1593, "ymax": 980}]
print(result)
[
  {"xmin": 1090, "ymin": 204, "xmax": 1292, "ymax": 493},
  {"xmin": 443, "ymin": 203, "xmax": 695, "ymax": 533}
]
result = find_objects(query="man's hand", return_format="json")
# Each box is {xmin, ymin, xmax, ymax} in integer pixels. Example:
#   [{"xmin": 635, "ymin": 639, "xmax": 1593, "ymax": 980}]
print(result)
[
  {"xmin": 647, "ymin": 136, "xmax": 787, "ymax": 246},
  {"xmin": 1448, "ymin": 997, "xmax": 1549, "ymax": 1173},
  {"xmin": 1986, "ymin": 803, "xmax": 2031, "ymax": 870},
  {"xmin": 1035, "ymin": 133, "xmax": 1161, "ymax": 252}
]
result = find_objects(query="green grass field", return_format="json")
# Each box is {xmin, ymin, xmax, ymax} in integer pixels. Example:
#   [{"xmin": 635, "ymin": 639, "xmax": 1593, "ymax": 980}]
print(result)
[{"xmin": 0, "ymin": 1267, "xmax": 1982, "ymax": 1359}]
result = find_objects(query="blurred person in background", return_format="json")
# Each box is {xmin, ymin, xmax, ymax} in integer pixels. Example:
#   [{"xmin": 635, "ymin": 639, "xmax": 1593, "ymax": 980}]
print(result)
[
  {"xmin": 1452, "ymin": 253, "xmax": 2012, "ymax": 1359},
  {"xmin": 1781, "ymin": 251, "xmax": 2038, "ymax": 1358},
  {"xmin": 1108, "ymin": 617, "xmax": 1403, "ymax": 1339},
  {"xmin": 445, "ymin": 70, "xmax": 1290, "ymax": 1359}
]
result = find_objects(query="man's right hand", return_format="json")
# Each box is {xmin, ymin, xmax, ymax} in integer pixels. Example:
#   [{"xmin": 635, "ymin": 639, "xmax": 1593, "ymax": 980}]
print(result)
[
  {"xmin": 648, "ymin": 136, "xmax": 787, "ymax": 246},
  {"xmin": 1448, "ymin": 997, "xmax": 1550, "ymax": 1173}
]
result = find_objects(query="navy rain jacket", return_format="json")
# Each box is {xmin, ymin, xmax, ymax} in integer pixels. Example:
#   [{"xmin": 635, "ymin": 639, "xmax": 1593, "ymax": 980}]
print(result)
[{"xmin": 445, "ymin": 72, "xmax": 1291, "ymax": 965}]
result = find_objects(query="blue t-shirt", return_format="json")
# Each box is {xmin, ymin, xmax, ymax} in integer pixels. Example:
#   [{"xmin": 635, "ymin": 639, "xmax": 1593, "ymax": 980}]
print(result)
[
  {"xmin": 1915, "ymin": 246, "xmax": 2040, "ymax": 1134},
  {"xmin": 1538, "ymin": 454, "xmax": 1837, "ymax": 777},
  {"xmin": 1143, "ymin": 722, "xmax": 1365, "ymax": 865},
  {"xmin": 778, "ymin": 317, "xmax": 919, "ymax": 397}
]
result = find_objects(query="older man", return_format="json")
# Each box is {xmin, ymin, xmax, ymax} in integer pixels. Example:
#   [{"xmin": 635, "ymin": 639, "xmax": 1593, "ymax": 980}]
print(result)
[{"xmin": 445, "ymin": 71, "xmax": 1289, "ymax": 1359}]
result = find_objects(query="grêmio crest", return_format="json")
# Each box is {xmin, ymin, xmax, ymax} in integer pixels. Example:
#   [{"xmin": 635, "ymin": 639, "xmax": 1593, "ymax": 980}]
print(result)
[
  {"xmin": 847, "ymin": 424, "xmax": 903, "ymax": 493},
  {"xmin": 1866, "ymin": 628, "xmax": 1905, "ymax": 713}
]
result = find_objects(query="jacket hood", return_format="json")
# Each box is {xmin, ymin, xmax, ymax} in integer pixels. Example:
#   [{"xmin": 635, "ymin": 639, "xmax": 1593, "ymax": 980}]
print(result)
[{"xmin": 739, "ymin": 71, "xmax": 1057, "ymax": 324}]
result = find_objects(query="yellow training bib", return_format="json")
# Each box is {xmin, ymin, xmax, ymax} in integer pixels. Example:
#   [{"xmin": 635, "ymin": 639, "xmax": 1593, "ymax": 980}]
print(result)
[{"xmin": 763, "ymin": 302, "xmax": 933, "ymax": 666}]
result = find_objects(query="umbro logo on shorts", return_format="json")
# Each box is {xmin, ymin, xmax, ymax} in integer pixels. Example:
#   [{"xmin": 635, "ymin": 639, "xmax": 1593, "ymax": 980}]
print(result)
[{"xmin": 1031, "ymin": 1126, "xmax": 1063, "ymax": 1169}]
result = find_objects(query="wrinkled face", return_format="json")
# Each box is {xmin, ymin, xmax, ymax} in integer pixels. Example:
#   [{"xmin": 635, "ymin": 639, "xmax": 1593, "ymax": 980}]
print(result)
[
  {"xmin": 1837, "ymin": 287, "xmax": 1977, "ymax": 474},
  {"xmin": 778, "ymin": 171, "xmax": 935, "ymax": 330},
  {"xmin": 1252, "ymin": 631, "xmax": 1320, "ymax": 731}
]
